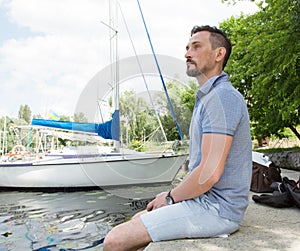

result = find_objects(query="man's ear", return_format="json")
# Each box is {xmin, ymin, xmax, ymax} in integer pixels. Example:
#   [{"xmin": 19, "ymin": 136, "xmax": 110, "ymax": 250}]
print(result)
[{"xmin": 215, "ymin": 47, "xmax": 226, "ymax": 64}]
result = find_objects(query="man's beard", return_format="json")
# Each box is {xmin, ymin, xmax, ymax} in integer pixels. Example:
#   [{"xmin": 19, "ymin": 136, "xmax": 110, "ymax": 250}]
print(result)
[
  {"xmin": 186, "ymin": 60, "xmax": 202, "ymax": 77},
  {"xmin": 186, "ymin": 64, "xmax": 202, "ymax": 77}
]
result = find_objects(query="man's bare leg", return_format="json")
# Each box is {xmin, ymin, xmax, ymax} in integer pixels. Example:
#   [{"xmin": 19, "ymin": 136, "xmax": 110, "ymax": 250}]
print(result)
[{"xmin": 103, "ymin": 211, "xmax": 152, "ymax": 251}]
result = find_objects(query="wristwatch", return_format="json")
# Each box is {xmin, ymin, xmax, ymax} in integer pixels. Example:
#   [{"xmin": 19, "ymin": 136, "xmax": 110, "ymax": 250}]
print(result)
[{"xmin": 166, "ymin": 190, "xmax": 175, "ymax": 205}]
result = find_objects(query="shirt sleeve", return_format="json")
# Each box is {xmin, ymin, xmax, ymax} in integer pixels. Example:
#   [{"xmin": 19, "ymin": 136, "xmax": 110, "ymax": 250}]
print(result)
[{"xmin": 201, "ymin": 88, "xmax": 244, "ymax": 136}]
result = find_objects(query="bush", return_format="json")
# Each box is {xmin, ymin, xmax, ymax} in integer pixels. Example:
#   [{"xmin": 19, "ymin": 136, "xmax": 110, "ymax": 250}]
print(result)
[{"xmin": 129, "ymin": 140, "xmax": 144, "ymax": 152}]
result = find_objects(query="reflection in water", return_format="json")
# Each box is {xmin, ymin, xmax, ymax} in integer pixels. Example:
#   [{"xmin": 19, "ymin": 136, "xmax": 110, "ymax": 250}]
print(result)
[{"xmin": 0, "ymin": 184, "xmax": 171, "ymax": 250}]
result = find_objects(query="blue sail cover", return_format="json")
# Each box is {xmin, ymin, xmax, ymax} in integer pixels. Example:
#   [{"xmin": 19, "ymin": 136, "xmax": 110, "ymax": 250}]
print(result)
[{"xmin": 32, "ymin": 110, "xmax": 120, "ymax": 140}]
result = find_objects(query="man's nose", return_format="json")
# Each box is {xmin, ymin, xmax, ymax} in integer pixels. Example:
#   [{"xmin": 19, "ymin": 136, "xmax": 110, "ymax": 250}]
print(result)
[{"xmin": 185, "ymin": 50, "xmax": 191, "ymax": 59}]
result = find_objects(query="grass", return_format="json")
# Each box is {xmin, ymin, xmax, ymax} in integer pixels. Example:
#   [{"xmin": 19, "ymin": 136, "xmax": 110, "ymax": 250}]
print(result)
[{"xmin": 255, "ymin": 146, "xmax": 300, "ymax": 154}]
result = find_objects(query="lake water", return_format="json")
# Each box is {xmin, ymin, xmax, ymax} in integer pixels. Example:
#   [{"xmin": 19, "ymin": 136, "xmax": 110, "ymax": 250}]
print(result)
[{"xmin": 0, "ymin": 184, "xmax": 172, "ymax": 250}]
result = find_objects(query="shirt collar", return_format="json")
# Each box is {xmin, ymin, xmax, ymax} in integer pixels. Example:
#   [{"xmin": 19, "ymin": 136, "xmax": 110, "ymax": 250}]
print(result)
[{"xmin": 196, "ymin": 72, "xmax": 228, "ymax": 98}]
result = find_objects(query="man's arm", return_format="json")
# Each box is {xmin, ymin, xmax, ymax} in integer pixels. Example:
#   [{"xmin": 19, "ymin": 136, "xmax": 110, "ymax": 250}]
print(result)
[{"xmin": 147, "ymin": 133, "xmax": 233, "ymax": 211}]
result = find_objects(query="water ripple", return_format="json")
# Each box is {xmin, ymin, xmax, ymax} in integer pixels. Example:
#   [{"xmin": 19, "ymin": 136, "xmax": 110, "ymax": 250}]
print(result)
[{"xmin": 0, "ymin": 189, "xmax": 154, "ymax": 251}]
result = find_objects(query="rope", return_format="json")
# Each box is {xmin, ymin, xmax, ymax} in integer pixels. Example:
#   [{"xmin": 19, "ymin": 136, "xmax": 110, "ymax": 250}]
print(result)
[
  {"xmin": 136, "ymin": 0, "xmax": 183, "ymax": 141},
  {"xmin": 118, "ymin": 2, "xmax": 168, "ymax": 142}
]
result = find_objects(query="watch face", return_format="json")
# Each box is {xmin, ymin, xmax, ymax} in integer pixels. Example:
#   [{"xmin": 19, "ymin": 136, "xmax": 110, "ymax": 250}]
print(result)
[{"xmin": 166, "ymin": 196, "xmax": 174, "ymax": 205}]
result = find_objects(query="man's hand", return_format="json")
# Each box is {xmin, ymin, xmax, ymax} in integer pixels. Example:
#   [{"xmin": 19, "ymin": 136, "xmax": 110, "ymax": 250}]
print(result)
[{"xmin": 146, "ymin": 192, "xmax": 168, "ymax": 211}]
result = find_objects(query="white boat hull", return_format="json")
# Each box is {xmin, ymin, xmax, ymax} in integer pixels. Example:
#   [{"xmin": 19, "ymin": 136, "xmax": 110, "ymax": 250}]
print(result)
[{"xmin": 0, "ymin": 154, "xmax": 187, "ymax": 189}]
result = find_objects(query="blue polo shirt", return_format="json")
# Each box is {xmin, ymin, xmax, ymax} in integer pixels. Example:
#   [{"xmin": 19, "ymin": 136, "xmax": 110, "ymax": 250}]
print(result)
[{"xmin": 189, "ymin": 72, "xmax": 252, "ymax": 223}]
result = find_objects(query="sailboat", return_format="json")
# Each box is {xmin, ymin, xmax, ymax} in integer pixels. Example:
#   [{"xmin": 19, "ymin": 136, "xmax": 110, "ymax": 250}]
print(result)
[{"xmin": 0, "ymin": 0, "xmax": 188, "ymax": 190}]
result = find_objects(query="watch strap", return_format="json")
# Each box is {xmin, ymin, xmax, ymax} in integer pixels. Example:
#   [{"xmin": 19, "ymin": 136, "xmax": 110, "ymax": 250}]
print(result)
[{"xmin": 166, "ymin": 190, "xmax": 175, "ymax": 204}]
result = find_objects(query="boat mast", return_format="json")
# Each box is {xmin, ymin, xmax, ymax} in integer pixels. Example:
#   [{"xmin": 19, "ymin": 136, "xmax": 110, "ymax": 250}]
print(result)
[
  {"xmin": 109, "ymin": 0, "xmax": 120, "ymax": 151},
  {"xmin": 2, "ymin": 116, "xmax": 7, "ymax": 154}
]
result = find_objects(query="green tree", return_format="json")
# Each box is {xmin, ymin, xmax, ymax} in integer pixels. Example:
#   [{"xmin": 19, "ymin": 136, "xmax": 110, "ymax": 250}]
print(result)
[
  {"xmin": 32, "ymin": 114, "xmax": 43, "ymax": 119},
  {"xmin": 181, "ymin": 81, "xmax": 198, "ymax": 113},
  {"xmin": 0, "ymin": 116, "xmax": 28, "ymax": 152},
  {"xmin": 220, "ymin": 0, "xmax": 300, "ymax": 140},
  {"xmin": 59, "ymin": 115, "xmax": 71, "ymax": 121},
  {"xmin": 73, "ymin": 112, "xmax": 87, "ymax": 122},
  {"xmin": 154, "ymin": 80, "xmax": 194, "ymax": 140},
  {"xmin": 18, "ymin": 104, "xmax": 32, "ymax": 124},
  {"xmin": 119, "ymin": 90, "xmax": 158, "ymax": 145}
]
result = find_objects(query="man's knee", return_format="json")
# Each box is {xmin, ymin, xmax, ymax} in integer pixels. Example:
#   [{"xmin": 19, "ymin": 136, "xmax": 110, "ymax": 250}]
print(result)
[
  {"xmin": 103, "ymin": 229, "xmax": 119, "ymax": 251},
  {"xmin": 103, "ymin": 216, "xmax": 151, "ymax": 251}
]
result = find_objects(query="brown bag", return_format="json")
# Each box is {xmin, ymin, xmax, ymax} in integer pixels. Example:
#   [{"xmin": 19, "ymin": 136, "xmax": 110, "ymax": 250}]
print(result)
[{"xmin": 250, "ymin": 162, "xmax": 282, "ymax": 193}]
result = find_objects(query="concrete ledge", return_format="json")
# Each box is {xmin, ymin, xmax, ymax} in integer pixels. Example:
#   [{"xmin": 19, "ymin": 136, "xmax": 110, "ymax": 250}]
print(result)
[
  {"xmin": 267, "ymin": 151, "xmax": 300, "ymax": 171},
  {"xmin": 145, "ymin": 169, "xmax": 300, "ymax": 251}
]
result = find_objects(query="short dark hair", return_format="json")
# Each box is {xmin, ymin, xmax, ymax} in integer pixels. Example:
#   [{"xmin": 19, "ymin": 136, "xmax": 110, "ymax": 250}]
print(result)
[{"xmin": 191, "ymin": 25, "xmax": 232, "ymax": 69}]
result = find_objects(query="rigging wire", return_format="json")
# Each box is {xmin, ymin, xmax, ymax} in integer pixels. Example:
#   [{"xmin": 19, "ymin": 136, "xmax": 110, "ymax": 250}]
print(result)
[
  {"xmin": 136, "ymin": 0, "xmax": 183, "ymax": 141},
  {"xmin": 118, "ymin": 2, "xmax": 168, "ymax": 142}
]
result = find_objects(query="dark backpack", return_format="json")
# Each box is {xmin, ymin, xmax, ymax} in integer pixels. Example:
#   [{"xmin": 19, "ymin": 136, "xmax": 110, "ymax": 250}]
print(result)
[{"xmin": 252, "ymin": 176, "xmax": 300, "ymax": 209}]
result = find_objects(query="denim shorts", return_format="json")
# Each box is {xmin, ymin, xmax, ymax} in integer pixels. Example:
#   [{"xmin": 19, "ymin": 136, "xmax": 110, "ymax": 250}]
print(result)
[{"xmin": 140, "ymin": 195, "xmax": 239, "ymax": 242}]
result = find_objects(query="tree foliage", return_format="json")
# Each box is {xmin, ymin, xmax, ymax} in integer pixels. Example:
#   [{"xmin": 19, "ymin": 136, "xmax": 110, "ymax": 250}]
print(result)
[
  {"xmin": 18, "ymin": 104, "xmax": 32, "ymax": 124},
  {"xmin": 0, "ymin": 116, "xmax": 28, "ymax": 152},
  {"xmin": 73, "ymin": 112, "xmax": 87, "ymax": 122},
  {"xmin": 119, "ymin": 90, "xmax": 158, "ymax": 145},
  {"xmin": 220, "ymin": 0, "xmax": 300, "ymax": 139},
  {"xmin": 153, "ymin": 80, "xmax": 194, "ymax": 140},
  {"xmin": 181, "ymin": 81, "xmax": 198, "ymax": 113},
  {"xmin": 118, "ymin": 80, "xmax": 195, "ymax": 146}
]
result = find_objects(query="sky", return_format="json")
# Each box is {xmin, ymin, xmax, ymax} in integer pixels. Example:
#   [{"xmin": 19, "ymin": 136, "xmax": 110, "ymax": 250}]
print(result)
[{"xmin": 0, "ymin": 0, "xmax": 259, "ymax": 120}]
